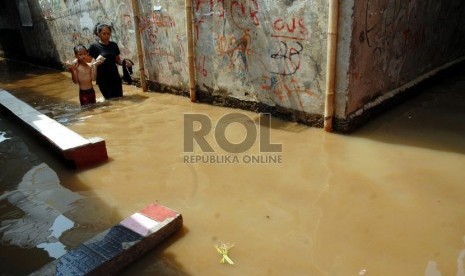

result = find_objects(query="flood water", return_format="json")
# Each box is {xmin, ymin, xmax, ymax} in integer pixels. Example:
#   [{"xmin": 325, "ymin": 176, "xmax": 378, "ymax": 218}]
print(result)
[{"xmin": 0, "ymin": 57, "xmax": 464, "ymax": 275}]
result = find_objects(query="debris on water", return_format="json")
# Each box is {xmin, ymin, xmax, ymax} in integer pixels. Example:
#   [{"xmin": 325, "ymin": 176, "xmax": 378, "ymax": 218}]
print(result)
[{"xmin": 215, "ymin": 243, "xmax": 234, "ymax": 265}]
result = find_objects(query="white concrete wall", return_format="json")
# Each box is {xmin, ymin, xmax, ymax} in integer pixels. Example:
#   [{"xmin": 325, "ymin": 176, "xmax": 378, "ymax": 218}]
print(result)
[
  {"xmin": 28, "ymin": 0, "xmax": 139, "ymax": 67},
  {"xmin": 134, "ymin": 0, "xmax": 329, "ymax": 115},
  {"xmin": 137, "ymin": 0, "xmax": 189, "ymax": 89},
  {"xmin": 22, "ymin": 0, "xmax": 330, "ymax": 118},
  {"xmin": 191, "ymin": 0, "xmax": 328, "ymax": 115}
]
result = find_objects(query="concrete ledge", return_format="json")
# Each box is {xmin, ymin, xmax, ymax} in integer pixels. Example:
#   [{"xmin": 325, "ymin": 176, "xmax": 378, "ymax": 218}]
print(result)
[
  {"xmin": 31, "ymin": 203, "xmax": 183, "ymax": 275},
  {"xmin": 0, "ymin": 89, "xmax": 108, "ymax": 168}
]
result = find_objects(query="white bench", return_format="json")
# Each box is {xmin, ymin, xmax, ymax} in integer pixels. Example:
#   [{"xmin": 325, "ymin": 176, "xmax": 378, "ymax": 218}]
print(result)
[{"xmin": 0, "ymin": 89, "xmax": 108, "ymax": 168}]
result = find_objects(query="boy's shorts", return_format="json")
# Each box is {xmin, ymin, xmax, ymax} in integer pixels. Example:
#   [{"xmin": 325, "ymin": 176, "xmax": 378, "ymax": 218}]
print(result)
[{"xmin": 79, "ymin": 88, "xmax": 96, "ymax": 106}]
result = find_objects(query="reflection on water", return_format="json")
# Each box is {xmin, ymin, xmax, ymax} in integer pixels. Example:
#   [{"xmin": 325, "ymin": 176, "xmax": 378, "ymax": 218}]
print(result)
[
  {"xmin": 0, "ymin": 58, "xmax": 465, "ymax": 275},
  {"xmin": 0, "ymin": 162, "xmax": 113, "ymax": 273},
  {"xmin": 37, "ymin": 214, "xmax": 74, "ymax": 259},
  {"xmin": 0, "ymin": 131, "xmax": 9, "ymax": 143}
]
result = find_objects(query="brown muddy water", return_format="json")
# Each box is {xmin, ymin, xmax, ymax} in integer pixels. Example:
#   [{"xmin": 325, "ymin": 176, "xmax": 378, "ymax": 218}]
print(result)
[{"xmin": 0, "ymin": 57, "xmax": 464, "ymax": 275}]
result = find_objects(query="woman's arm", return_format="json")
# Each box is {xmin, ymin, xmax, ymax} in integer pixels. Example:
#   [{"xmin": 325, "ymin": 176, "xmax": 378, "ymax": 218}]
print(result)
[
  {"xmin": 115, "ymin": 55, "xmax": 122, "ymax": 66},
  {"xmin": 115, "ymin": 55, "xmax": 133, "ymax": 69},
  {"xmin": 91, "ymin": 63, "xmax": 97, "ymax": 82},
  {"xmin": 89, "ymin": 56, "xmax": 104, "ymax": 82}
]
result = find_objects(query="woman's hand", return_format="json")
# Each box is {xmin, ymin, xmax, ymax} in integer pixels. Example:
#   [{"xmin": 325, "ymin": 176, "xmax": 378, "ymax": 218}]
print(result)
[{"xmin": 95, "ymin": 55, "xmax": 106, "ymax": 65}]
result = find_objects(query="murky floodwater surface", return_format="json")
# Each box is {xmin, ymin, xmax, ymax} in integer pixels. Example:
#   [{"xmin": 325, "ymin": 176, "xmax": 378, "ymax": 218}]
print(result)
[{"xmin": 0, "ymin": 58, "xmax": 465, "ymax": 275}]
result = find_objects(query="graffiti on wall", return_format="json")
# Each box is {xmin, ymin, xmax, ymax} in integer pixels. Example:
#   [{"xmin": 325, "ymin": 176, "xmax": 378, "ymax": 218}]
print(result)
[
  {"xmin": 272, "ymin": 17, "xmax": 308, "ymax": 41},
  {"xmin": 348, "ymin": 0, "xmax": 465, "ymax": 115},
  {"xmin": 33, "ymin": 0, "xmax": 325, "ymax": 112},
  {"xmin": 357, "ymin": 0, "xmax": 431, "ymax": 79},
  {"xmin": 193, "ymin": 0, "xmax": 320, "ymax": 111},
  {"xmin": 139, "ymin": 7, "xmax": 186, "ymax": 85},
  {"xmin": 264, "ymin": 13, "xmax": 312, "ymax": 109},
  {"xmin": 37, "ymin": 0, "xmax": 137, "ymax": 63},
  {"xmin": 261, "ymin": 18, "xmax": 313, "ymax": 110}
]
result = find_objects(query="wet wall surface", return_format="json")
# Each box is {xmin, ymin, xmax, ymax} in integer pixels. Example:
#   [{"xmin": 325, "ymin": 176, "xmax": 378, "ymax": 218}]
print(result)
[
  {"xmin": 0, "ymin": 58, "xmax": 465, "ymax": 275},
  {"xmin": 348, "ymin": 0, "xmax": 465, "ymax": 115}
]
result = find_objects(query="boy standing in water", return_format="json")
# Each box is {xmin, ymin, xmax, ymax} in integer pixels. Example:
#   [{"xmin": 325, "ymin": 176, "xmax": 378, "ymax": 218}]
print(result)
[{"xmin": 66, "ymin": 44, "xmax": 104, "ymax": 106}]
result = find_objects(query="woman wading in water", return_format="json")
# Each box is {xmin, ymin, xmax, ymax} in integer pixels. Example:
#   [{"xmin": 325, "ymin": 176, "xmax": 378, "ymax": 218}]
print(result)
[{"xmin": 88, "ymin": 23, "xmax": 132, "ymax": 99}]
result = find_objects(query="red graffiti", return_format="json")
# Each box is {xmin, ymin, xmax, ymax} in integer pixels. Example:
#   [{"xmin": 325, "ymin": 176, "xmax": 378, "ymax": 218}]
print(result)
[
  {"xmin": 402, "ymin": 26, "xmax": 426, "ymax": 52},
  {"xmin": 196, "ymin": 56, "xmax": 208, "ymax": 77},
  {"xmin": 231, "ymin": 0, "xmax": 260, "ymax": 30},
  {"xmin": 139, "ymin": 16, "xmax": 151, "ymax": 32},
  {"xmin": 195, "ymin": 0, "xmax": 225, "ymax": 17},
  {"xmin": 194, "ymin": 0, "xmax": 256, "ymax": 36},
  {"xmin": 261, "ymin": 75, "xmax": 314, "ymax": 108},
  {"xmin": 272, "ymin": 18, "xmax": 308, "ymax": 40},
  {"xmin": 123, "ymin": 14, "xmax": 134, "ymax": 28},
  {"xmin": 195, "ymin": 15, "xmax": 205, "ymax": 39},
  {"xmin": 218, "ymin": 30, "xmax": 252, "ymax": 70},
  {"xmin": 152, "ymin": 13, "xmax": 176, "ymax": 28},
  {"xmin": 196, "ymin": 0, "xmax": 214, "ymax": 11}
]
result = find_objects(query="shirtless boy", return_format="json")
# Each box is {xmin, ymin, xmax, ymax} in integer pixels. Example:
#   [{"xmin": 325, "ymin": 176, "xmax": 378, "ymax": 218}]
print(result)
[{"xmin": 67, "ymin": 44, "xmax": 104, "ymax": 106}]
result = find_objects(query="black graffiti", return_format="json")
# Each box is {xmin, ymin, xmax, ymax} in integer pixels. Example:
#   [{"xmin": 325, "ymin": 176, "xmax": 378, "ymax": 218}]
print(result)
[
  {"xmin": 269, "ymin": 41, "xmax": 303, "ymax": 76},
  {"xmin": 363, "ymin": 0, "xmax": 405, "ymax": 48}
]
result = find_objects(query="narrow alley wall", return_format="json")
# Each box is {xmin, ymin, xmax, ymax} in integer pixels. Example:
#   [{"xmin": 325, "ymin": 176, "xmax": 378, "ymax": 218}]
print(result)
[
  {"xmin": 192, "ymin": 0, "xmax": 328, "ymax": 117},
  {"xmin": 28, "ymin": 0, "xmax": 139, "ymax": 69},
  {"xmin": 344, "ymin": 0, "xmax": 465, "ymax": 126},
  {"xmin": 136, "ymin": 1, "xmax": 189, "ymax": 94},
  {"xmin": 5, "ymin": 1, "xmax": 465, "ymax": 131},
  {"xmin": 0, "ymin": 0, "xmax": 29, "ymax": 59},
  {"xmin": 20, "ymin": 0, "xmax": 330, "ymax": 126},
  {"xmin": 137, "ymin": 0, "xmax": 329, "ymax": 124}
]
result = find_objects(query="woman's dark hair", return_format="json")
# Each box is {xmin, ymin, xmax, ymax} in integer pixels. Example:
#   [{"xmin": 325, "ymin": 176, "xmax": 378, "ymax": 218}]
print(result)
[
  {"xmin": 93, "ymin": 23, "xmax": 112, "ymax": 36},
  {"xmin": 73, "ymin": 44, "xmax": 87, "ymax": 54}
]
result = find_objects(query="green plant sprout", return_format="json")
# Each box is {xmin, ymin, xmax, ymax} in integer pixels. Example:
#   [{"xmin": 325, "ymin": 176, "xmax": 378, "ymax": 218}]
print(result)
[{"xmin": 215, "ymin": 243, "xmax": 234, "ymax": 265}]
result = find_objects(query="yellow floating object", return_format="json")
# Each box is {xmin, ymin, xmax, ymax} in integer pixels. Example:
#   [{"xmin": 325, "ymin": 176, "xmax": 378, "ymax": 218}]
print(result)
[{"xmin": 215, "ymin": 243, "xmax": 234, "ymax": 265}]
